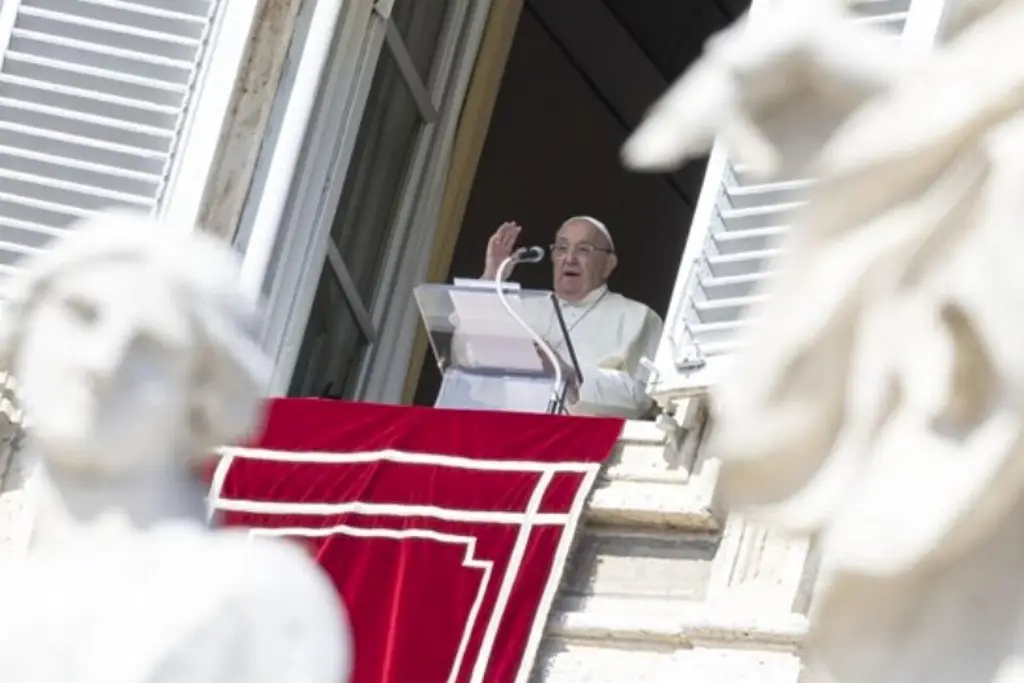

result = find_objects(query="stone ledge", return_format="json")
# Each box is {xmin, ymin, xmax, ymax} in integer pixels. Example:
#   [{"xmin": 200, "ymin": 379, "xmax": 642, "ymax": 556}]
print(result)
[
  {"xmin": 602, "ymin": 400, "xmax": 709, "ymax": 480},
  {"xmin": 585, "ymin": 479, "xmax": 717, "ymax": 531},
  {"xmin": 603, "ymin": 438, "xmax": 689, "ymax": 484},
  {"xmin": 533, "ymin": 639, "xmax": 802, "ymax": 683},
  {"xmin": 561, "ymin": 527, "xmax": 718, "ymax": 601},
  {"xmin": 548, "ymin": 595, "xmax": 808, "ymax": 649},
  {"xmin": 617, "ymin": 419, "xmax": 670, "ymax": 444},
  {"xmin": 588, "ymin": 456, "xmax": 720, "ymax": 531},
  {"xmin": 602, "ymin": 417, "xmax": 691, "ymax": 481}
]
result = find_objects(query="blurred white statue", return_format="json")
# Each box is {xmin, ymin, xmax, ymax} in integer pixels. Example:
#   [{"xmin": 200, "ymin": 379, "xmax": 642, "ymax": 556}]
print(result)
[
  {"xmin": 625, "ymin": 1, "xmax": 1024, "ymax": 682},
  {"xmin": 0, "ymin": 211, "xmax": 350, "ymax": 682}
]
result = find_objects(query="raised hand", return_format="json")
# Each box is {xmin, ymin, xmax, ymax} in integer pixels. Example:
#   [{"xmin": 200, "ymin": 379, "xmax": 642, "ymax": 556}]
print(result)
[{"xmin": 482, "ymin": 221, "xmax": 522, "ymax": 280}]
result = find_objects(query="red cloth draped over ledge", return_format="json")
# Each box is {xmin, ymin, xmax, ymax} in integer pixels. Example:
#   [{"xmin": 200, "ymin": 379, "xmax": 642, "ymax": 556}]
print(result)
[{"xmin": 209, "ymin": 398, "xmax": 624, "ymax": 683}]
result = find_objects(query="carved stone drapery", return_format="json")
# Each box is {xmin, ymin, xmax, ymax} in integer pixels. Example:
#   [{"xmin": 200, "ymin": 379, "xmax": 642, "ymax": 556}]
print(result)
[{"xmin": 624, "ymin": 1, "xmax": 1024, "ymax": 682}]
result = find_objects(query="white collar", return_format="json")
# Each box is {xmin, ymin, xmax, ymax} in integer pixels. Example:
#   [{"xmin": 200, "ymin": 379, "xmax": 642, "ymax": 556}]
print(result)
[{"xmin": 559, "ymin": 284, "xmax": 608, "ymax": 308}]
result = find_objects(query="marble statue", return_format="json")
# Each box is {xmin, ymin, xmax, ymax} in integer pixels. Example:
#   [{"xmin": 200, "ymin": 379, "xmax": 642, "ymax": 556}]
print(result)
[
  {"xmin": 624, "ymin": 1, "xmax": 1024, "ymax": 682},
  {"xmin": 0, "ymin": 210, "xmax": 351, "ymax": 682}
]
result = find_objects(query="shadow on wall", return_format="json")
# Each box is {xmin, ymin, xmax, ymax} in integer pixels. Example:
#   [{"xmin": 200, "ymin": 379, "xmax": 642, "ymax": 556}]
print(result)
[{"xmin": 415, "ymin": 6, "xmax": 702, "ymax": 406}]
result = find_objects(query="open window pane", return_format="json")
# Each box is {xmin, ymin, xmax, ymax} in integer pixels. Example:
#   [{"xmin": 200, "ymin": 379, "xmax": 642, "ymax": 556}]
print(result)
[
  {"xmin": 328, "ymin": 0, "xmax": 453, "ymax": 303},
  {"xmin": 288, "ymin": 261, "xmax": 370, "ymax": 397},
  {"xmin": 391, "ymin": 0, "xmax": 449, "ymax": 81},
  {"xmin": 330, "ymin": 37, "xmax": 429, "ymax": 303},
  {"xmin": 289, "ymin": 1, "xmax": 452, "ymax": 399},
  {"xmin": 654, "ymin": 0, "xmax": 918, "ymax": 397}
]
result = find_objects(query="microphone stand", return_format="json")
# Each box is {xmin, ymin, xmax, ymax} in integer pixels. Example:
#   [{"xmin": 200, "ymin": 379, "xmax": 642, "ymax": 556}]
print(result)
[{"xmin": 494, "ymin": 249, "xmax": 569, "ymax": 414}]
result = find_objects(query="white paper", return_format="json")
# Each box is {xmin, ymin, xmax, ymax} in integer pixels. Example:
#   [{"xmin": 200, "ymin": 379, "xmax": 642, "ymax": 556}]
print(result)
[{"xmin": 448, "ymin": 289, "xmax": 545, "ymax": 372}]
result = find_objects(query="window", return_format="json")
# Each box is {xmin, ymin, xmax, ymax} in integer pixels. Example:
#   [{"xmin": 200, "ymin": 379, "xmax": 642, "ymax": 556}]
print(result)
[
  {"xmin": 650, "ymin": 0, "xmax": 943, "ymax": 401},
  {"xmin": 287, "ymin": 0, "xmax": 449, "ymax": 398},
  {"xmin": 0, "ymin": 0, "xmax": 246, "ymax": 283}
]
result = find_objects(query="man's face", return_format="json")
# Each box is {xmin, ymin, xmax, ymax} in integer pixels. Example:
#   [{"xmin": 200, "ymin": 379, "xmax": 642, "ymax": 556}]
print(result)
[{"xmin": 551, "ymin": 219, "xmax": 617, "ymax": 302}]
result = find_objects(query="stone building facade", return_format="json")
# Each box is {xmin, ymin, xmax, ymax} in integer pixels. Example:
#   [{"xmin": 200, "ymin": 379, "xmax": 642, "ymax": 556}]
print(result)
[{"xmin": 0, "ymin": 0, "xmax": 945, "ymax": 679}]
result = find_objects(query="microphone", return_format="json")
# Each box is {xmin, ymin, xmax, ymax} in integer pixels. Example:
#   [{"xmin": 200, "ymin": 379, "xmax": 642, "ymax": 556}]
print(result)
[
  {"xmin": 515, "ymin": 245, "xmax": 546, "ymax": 263},
  {"xmin": 494, "ymin": 245, "xmax": 567, "ymax": 413}
]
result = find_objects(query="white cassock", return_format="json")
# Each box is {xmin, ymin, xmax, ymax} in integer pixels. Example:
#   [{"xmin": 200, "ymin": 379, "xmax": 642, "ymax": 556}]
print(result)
[
  {"xmin": 448, "ymin": 285, "xmax": 662, "ymax": 419},
  {"xmin": 527, "ymin": 285, "xmax": 662, "ymax": 418}
]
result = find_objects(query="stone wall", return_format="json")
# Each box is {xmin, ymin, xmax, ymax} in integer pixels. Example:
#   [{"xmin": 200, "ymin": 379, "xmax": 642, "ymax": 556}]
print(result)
[
  {"xmin": 0, "ymin": 379, "xmax": 28, "ymax": 557},
  {"xmin": 198, "ymin": 0, "xmax": 304, "ymax": 242},
  {"xmin": 0, "ymin": 0, "xmax": 304, "ymax": 556}
]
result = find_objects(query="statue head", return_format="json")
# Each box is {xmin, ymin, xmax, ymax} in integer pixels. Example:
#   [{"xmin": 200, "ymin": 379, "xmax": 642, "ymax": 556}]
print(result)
[{"xmin": 0, "ymin": 210, "xmax": 270, "ymax": 477}]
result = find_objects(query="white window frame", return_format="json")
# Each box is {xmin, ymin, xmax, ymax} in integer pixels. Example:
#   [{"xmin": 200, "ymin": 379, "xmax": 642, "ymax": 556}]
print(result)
[
  {"xmin": 650, "ymin": 0, "xmax": 948, "ymax": 404},
  {"xmin": 240, "ymin": 0, "xmax": 386, "ymax": 394},
  {"xmin": 262, "ymin": 0, "xmax": 419, "ymax": 397},
  {"xmin": 354, "ymin": 0, "xmax": 493, "ymax": 403},
  {"xmin": 901, "ymin": 0, "xmax": 948, "ymax": 53},
  {"xmin": 0, "ymin": 0, "xmax": 21, "ymax": 65},
  {"xmin": 237, "ymin": 0, "xmax": 489, "ymax": 398},
  {"xmin": 646, "ymin": 0, "xmax": 777, "ymax": 401},
  {"xmin": 313, "ymin": 0, "xmax": 450, "ymax": 358},
  {"xmin": 0, "ymin": 0, "xmax": 257, "ymax": 233}
]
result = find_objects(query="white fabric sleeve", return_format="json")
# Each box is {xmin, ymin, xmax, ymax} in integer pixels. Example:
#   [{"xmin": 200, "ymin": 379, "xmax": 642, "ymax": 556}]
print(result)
[{"xmin": 568, "ymin": 308, "xmax": 664, "ymax": 419}]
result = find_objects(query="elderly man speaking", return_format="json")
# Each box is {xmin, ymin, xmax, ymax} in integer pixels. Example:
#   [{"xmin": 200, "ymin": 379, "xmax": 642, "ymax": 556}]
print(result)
[{"xmin": 479, "ymin": 216, "xmax": 663, "ymax": 419}]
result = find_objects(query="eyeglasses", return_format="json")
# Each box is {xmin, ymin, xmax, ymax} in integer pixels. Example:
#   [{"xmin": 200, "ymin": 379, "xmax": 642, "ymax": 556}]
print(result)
[{"xmin": 549, "ymin": 243, "xmax": 614, "ymax": 258}]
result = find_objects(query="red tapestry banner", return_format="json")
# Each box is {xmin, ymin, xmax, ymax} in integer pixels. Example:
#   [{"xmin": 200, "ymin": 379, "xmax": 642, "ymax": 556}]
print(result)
[{"xmin": 210, "ymin": 399, "xmax": 624, "ymax": 683}]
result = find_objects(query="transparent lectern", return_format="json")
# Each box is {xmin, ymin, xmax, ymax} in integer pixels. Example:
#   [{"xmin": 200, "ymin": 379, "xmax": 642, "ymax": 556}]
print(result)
[{"xmin": 413, "ymin": 282, "xmax": 582, "ymax": 414}]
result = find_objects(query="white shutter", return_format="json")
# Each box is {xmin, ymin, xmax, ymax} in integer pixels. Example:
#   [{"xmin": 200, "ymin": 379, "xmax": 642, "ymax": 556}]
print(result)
[
  {"xmin": 652, "ymin": 0, "xmax": 944, "ymax": 399},
  {"xmin": 0, "ymin": 0, "xmax": 229, "ymax": 285}
]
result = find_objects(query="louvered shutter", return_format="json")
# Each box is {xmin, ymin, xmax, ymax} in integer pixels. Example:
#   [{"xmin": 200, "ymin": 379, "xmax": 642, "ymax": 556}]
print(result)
[
  {"xmin": 653, "ymin": 0, "xmax": 943, "ymax": 397},
  {"xmin": 0, "ymin": 0, "xmax": 237, "ymax": 287}
]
